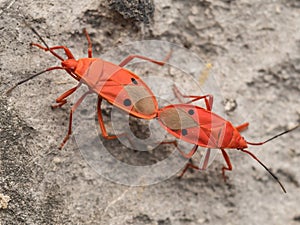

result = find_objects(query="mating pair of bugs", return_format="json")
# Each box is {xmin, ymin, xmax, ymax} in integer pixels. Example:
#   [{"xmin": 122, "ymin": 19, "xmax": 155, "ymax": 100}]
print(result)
[{"xmin": 8, "ymin": 26, "xmax": 299, "ymax": 193}]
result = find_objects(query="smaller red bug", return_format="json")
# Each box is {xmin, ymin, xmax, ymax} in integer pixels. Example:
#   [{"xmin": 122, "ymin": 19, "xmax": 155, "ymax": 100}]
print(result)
[
  {"xmin": 7, "ymin": 24, "xmax": 171, "ymax": 149},
  {"xmin": 157, "ymin": 87, "xmax": 299, "ymax": 193}
]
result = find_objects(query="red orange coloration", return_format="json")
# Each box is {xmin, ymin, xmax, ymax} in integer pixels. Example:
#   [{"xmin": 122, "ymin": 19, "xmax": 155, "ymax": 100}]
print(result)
[
  {"xmin": 59, "ymin": 57, "xmax": 159, "ymax": 118},
  {"xmin": 157, "ymin": 97, "xmax": 299, "ymax": 192},
  {"xmin": 7, "ymin": 26, "xmax": 169, "ymax": 149},
  {"xmin": 158, "ymin": 104, "xmax": 248, "ymax": 149}
]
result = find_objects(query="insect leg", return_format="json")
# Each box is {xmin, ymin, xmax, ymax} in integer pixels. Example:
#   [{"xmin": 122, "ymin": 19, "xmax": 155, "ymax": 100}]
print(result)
[
  {"xmin": 220, "ymin": 149, "xmax": 233, "ymax": 182},
  {"xmin": 179, "ymin": 148, "xmax": 213, "ymax": 177},
  {"xmin": 199, "ymin": 148, "xmax": 211, "ymax": 170},
  {"xmin": 59, "ymin": 91, "xmax": 91, "ymax": 149},
  {"xmin": 51, "ymin": 83, "xmax": 82, "ymax": 109},
  {"xmin": 160, "ymin": 141, "xmax": 201, "ymax": 177},
  {"xmin": 83, "ymin": 29, "xmax": 93, "ymax": 58},
  {"xmin": 118, "ymin": 50, "xmax": 172, "ymax": 67},
  {"xmin": 97, "ymin": 97, "xmax": 119, "ymax": 139},
  {"xmin": 172, "ymin": 85, "xmax": 213, "ymax": 111},
  {"xmin": 178, "ymin": 160, "xmax": 200, "ymax": 178},
  {"xmin": 235, "ymin": 122, "xmax": 249, "ymax": 132},
  {"xmin": 160, "ymin": 141, "xmax": 198, "ymax": 158},
  {"xmin": 31, "ymin": 43, "xmax": 75, "ymax": 60},
  {"xmin": 172, "ymin": 84, "xmax": 214, "ymax": 170}
]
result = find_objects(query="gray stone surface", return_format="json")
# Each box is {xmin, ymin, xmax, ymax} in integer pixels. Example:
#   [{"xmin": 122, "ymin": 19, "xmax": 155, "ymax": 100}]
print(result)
[{"xmin": 1, "ymin": 0, "xmax": 300, "ymax": 224}]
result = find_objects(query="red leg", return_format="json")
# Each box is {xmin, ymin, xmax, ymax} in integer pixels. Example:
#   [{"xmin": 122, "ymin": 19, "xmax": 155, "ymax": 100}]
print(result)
[
  {"xmin": 59, "ymin": 91, "xmax": 91, "ymax": 149},
  {"xmin": 172, "ymin": 85, "xmax": 213, "ymax": 111},
  {"xmin": 220, "ymin": 149, "xmax": 233, "ymax": 182},
  {"xmin": 178, "ymin": 162, "xmax": 200, "ymax": 178},
  {"xmin": 160, "ymin": 141, "xmax": 200, "ymax": 177},
  {"xmin": 31, "ymin": 43, "xmax": 75, "ymax": 60},
  {"xmin": 83, "ymin": 29, "xmax": 93, "ymax": 58},
  {"xmin": 180, "ymin": 148, "xmax": 212, "ymax": 177},
  {"xmin": 160, "ymin": 141, "xmax": 198, "ymax": 159},
  {"xmin": 118, "ymin": 50, "xmax": 172, "ymax": 67},
  {"xmin": 199, "ymin": 148, "xmax": 211, "ymax": 170},
  {"xmin": 51, "ymin": 83, "xmax": 82, "ymax": 109},
  {"xmin": 96, "ymin": 97, "xmax": 136, "ymax": 148},
  {"xmin": 236, "ymin": 122, "xmax": 249, "ymax": 132},
  {"xmin": 97, "ymin": 97, "xmax": 119, "ymax": 139}
]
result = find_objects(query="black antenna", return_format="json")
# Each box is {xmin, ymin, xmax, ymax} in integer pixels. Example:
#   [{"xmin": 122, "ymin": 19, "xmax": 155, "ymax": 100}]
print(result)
[
  {"xmin": 24, "ymin": 20, "xmax": 50, "ymax": 49},
  {"xmin": 243, "ymin": 124, "xmax": 299, "ymax": 193},
  {"xmin": 247, "ymin": 124, "xmax": 299, "ymax": 146},
  {"xmin": 6, "ymin": 22, "xmax": 67, "ymax": 95},
  {"xmin": 6, "ymin": 70, "xmax": 49, "ymax": 94},
  {"xmin": 240, "ymin": 149, "xmax": 286, "ymax": 193},
  {"xmin": 24, "ymin": 21, "xmax": 65, "ymax": 61}
]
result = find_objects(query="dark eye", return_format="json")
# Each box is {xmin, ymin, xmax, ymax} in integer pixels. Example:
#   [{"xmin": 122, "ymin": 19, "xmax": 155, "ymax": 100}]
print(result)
[
  {"xmin": 123, "ymin": 99, "xmax": 132, "ymax": 106},
  {"xmin": 131, "ymin": 77, "xmax": 138, "ymax": 84},
  {"xmin": 182, "ymin": 129, "xmax": 188, "ymax": 136},
  {"xmin": 188, "ymin": 109, "xmax": 194, "ymax": 115}
]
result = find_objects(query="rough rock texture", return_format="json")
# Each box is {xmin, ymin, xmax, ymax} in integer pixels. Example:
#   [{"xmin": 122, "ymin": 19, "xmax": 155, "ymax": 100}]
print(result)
[
  {"xmin": 108, "ymin": 0, "xmax": 155, "ymax": 23},
  {"xmin": 1, "ymin": 0, "xmax": 300, "ymax": 224}
]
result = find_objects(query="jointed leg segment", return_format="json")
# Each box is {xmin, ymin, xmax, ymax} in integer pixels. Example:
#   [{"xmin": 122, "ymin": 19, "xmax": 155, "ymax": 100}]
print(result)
[
  {"xmin": 59, "ymin": 91, "xmax": 91, "ymax": 149},
  {"xmin": 118, "ymin": 50, "xmax": 172, "ymax": 67},
  {"xmin": 83, "ymin": 29, "xmax": 93, "ymax": 58},
  {"xmin": 172, "ymin": 85, "xmax": 213, "ymax": 111},
  {"xmin": 178, "ymin": 162, "xmax": 200, "ymax": 178},
  {"xmin": 30, "ymin": 43, "xmax": 75, "ymax": 60},
  {"xmin": 51, "ymin": 83, "xmax": 82, "ymax": 109},
  {"xmin": 235, "ymin": 122, "xmax": 249, "ymax": 132},
  {"xmin": 96, "ymin": 97, "xmax": 119, "ymax": 140},
  {"xmin": 220, "ymin": 149, "xmax": 233, "ymax": 182}
]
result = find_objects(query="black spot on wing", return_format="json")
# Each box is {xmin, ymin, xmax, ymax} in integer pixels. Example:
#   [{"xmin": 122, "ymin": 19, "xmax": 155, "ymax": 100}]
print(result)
[
  {"xmin": 188, "ymin": 109, "xmax": 194, "ymax": 115},
  {"xmin": 123, "ymin": 99, "xmax": 132, "ymax": 106},
  {"xmin": 131, "ymin": 77, "xmax": 138, "ymax": 84}
]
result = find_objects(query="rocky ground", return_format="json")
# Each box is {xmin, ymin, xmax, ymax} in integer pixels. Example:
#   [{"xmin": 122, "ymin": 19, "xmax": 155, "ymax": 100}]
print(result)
[{"xmin": 0, "ymin": 0, "xmax": 300, "ymax": 224}]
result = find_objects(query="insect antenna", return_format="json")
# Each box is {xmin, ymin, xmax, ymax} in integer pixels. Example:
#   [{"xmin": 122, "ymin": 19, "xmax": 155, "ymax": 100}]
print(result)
[
  {"xmin": 6, "ymin": 70, "xmax": 48, "ymax": 94},
  {"xmin": 6, "ymin": 66, "xmax": 65, "ymax": 95},
  {"xmin": 240, "ymin": 149, "xmax": 286, "ymax": 193},
  {"xmin": 246, "ymin": 124, "xmax": 299, "ymax": 146},
  {"xmin": 6, "ymin": 23, "xmax": 69, "ymax": 95},
  {"xmin": 24, "ymin": 21, "xmax": 65, "ymax": 61},
  {"xmin": 24, "ymin": 21, "xmax": 50, "ymax": 49}
]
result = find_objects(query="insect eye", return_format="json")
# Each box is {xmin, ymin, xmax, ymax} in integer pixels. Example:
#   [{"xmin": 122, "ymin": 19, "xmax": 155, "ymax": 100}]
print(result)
[
  {"xmin": 123, "ymin": 99, "xmax": 132, "ymax": 106},
  {"xmin": 188, "ymin": 109, "xmax": 194, "ymax": 115},
  {"xmin": 182, "ymin": 129, "xmax": 188, "ymax": 136},
  {"xmin": 131, "ymin": 77, "xmax": 138, "ymax": 85}
]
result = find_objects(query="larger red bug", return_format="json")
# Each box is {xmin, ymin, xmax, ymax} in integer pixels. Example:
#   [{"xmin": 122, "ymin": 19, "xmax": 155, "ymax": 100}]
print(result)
[
  {"xmin": 7, "ymin": 25, "xmax": 171, "ymax": 149},
  {"xmin": 157, "ymin": 87, "xmax": 299, "ymax": 193}
]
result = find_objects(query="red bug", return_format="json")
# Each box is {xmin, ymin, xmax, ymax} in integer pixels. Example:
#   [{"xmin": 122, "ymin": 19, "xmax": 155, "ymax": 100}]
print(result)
[
  {"xmin": 157, "ymin": 87, "xmax": 299, "ymax": 193},
  {"xmin": 7, "ymin": 26, "xmax": 170, "ymax": 149}
]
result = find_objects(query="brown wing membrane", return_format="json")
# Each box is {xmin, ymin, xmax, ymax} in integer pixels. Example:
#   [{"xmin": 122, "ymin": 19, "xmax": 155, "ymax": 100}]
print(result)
[
  {"xmin": 159, "ymin": 107, "xmax": 199, "ymax": 130},
  {"xmin": 124, "ymin": 85, "xmax": 156, "ymax": 115}
]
